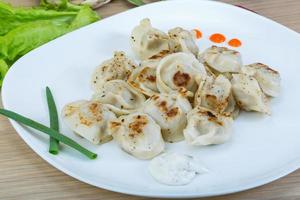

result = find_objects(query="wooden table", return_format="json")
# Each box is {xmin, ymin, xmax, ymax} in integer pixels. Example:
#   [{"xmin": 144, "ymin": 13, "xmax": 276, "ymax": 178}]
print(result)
[{"xmin": 1, "ymin": 0, "xmax": 299, "ymax": 199}]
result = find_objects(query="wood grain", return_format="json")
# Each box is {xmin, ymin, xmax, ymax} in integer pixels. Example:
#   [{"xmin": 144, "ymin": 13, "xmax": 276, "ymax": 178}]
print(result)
[{"xmin": 1, "ymin": 0, "xmax": 300, "ymax": 199}]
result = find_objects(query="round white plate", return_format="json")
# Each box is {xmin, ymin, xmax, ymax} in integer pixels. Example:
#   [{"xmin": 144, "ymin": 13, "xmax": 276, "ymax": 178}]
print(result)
[{"xmin": 2, "ymin": 0, "xmax": 300, "ymax": 198}]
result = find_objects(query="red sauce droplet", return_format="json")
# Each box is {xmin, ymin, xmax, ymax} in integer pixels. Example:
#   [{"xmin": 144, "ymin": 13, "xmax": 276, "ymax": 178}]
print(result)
[
  {"xmin": 228, "ymin": 38, "xmax": 242, "ymax": 47},
  {"xmin": 209, "ymin": 33, "xmax": 226, "ymax": 43},
  {"xmin": 193, "ymin": 29, "xmax": 202, "ymax": 39}
]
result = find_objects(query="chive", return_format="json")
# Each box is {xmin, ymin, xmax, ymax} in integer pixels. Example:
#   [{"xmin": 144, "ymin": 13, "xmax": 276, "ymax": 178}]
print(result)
[
  {"xmin": 127, "ymin": 0, "xmax": 144, "ymax": 6},
  {"xmin": 46, "ymin": 87, "xmax": 59, "ymax": 155},
  {"xmin": 0, "ymin": 109, "xmax": 97, "ymax": 159}
]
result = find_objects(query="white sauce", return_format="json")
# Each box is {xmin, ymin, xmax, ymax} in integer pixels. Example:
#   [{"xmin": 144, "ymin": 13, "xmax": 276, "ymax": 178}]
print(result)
[{"xmin": 148, "ymin": 152, "xmax": 207, "ymax": 185}]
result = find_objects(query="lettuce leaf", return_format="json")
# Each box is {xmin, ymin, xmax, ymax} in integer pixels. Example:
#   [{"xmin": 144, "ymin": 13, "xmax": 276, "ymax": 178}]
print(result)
[
  {"xmin": 0, "ymin": 59, "xmax": 8, "ymax": 86},
  {"xmin": 0, "ymin": 5, "xmax": 99, "ymax": 62},
  {"xmin": 40, "ymin": 0, "xmax": 82, "ymax": 11},
  {"xmin": 0, "ymin": 21, "xmax": 69, "ymax": 62},
  {"xmin": 40, "ymin": 0, "xmax": 68, "ymax": 10},
  {"xmin": 0, "ymin": 2, "xmax": 100, "ymax": 86},
  {"xmin": 0, "ymin": 2, "xmax": 78, "ymax": 36},
  {"xmin": 69, "ymin": 5, "xmax": 100, "ymax": 30}
]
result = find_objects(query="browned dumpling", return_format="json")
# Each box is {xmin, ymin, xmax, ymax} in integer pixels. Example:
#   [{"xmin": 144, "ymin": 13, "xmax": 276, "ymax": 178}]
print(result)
[
  {"xmin": 156, "ymin": 52, "xmax": 207, "ymax": 95},
  {"xmin": 142, "ymin": 90, "xmax": 192, "ymax": 142},
  {"xmin": 199, "ymin": 46, "xmax": 242, "ymax": 73},
  {"xmin": 168, "ymin": 27, "xmax": 199, "ymax": 56},
  {"xmin": 93, "ymin": 80, "xmax": 146, "ymax": 115},
  {"xmin": 108, "ymin": 112, "xmax": 164, "ymax": 159},
  {"xmin": 130, "ymin": 18, "xmax": 170, "ymax": 60},
  {"xmin": 62, "ymin": 100, "xmax": 116, "ymax": 144},
  {"xmin": 194, "ymin": 74, "xmax": 239, "ymax": 118},
  {"xmin": 128, "ymin": 65, "xmax": 159, "ymax": 97},
  {"xmin": 183, "ymin": 106, "xmax": 233, "ymax": 146},
  {"xmin": 91, "ymin": 51, "xmax": 136, "ymax": 91},
  {"xmin": 242, "ymin": 63, "xmax": 281, "ymax": 97},
  {"xmin": 231, "ymin": 74, "xmax": 270, "ymax": 114}
]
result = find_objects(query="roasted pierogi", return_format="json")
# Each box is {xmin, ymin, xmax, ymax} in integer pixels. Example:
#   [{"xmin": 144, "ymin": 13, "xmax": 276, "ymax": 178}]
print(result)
[
  {"xmin": 62, "ymin": 100, "xmax": 116, "ymax": 144},
  {"xmin": 199, "ymin": 46, "xmax": 242, "ymax": 73},
  {"xmin": 194, "ymin": 74, "xmax": 238, "ymax": 117},
  {"xmin": 242, "ymin": 63, "xmax": 281, "ymax": 97},
  {"xmin": 231, "ymin": 74, "xmax": 270, "ymax": 114},
  {"xmin": 156, "ymin": 52, "xmax": 207, "ymax": 95},
  {"xmin": 130, "ymin": 18, "xmax": 170, "ymax": 60},
  {"xmin": 143, "ymin": 91, "xmax": 192, "ymax": 142},
  {"xmin": 128, "ymin": 65, "xmax": 159, "ymax": 96},
  {"xmin": 108, "ymin": 112, "xmax": 164, "ymax": 159},
  {"xmin": 91, "ymin": 51, "xmax": 136, "ymax": 91},
  {"xmin": 183, "ymin": 106, "xmax": 233, "ymax": 145},
  {"xmin": 92, "ymin": 80, "xmax": 146, "ymax": 115},
  {"xmin": 61, "ymin": 18, "xmax": 282, "ymax": 168},
  {"xmin": 168, "ymin": 27, "xmax": 199, "ymax": 56}
]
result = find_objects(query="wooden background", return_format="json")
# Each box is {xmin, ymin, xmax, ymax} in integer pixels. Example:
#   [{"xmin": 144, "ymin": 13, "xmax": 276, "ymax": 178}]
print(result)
[{"xmin": 1, "ymin": 0, "xmax": 299, "ymax": 199}]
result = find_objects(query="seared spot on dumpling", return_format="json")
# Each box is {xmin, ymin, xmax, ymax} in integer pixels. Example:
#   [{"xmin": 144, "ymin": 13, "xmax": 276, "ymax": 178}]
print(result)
[
  {"xmin": 146, "ymin": 75, "xmax": 156, "ymax": 82},
  {"xmin": 128, "ymin": 115, "xmax": 148, "ymax": 136},
  {"xmin": 152, "ymin": 95, "xmax": 159, "ymax": 100},
  {"xmin": 173, "ymin": 71, "xmax": 191, "ymax": 87},
  {"xmin": 63, "ymin": 105, "xmax": 78, "ymax": 117},
  {"xmin": 194, "ymin": 74, "xmax": 238, "ymax": 117},
  {"xmin": 166, "ymin": 107, "xmax": 179, "ymax": 118},
  {"xmin": 79, "ymin": 113, "xmax": 93, "ymax": 126},
  {"xmin": 149, "ymin": 50, "xmax": 170, "ymax": 59},
  {"xmin": 128, "ymin": 66, "xmax": 159, "ymax": 97},
  {"xmin": 109, "ymin": 121, "xmax": 121, "ymax": 128}
]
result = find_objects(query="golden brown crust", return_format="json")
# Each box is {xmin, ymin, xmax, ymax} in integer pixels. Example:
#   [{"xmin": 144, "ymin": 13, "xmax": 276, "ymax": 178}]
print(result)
[
  {"xmin": 149, "ymin": 50, "xmax": 170, "ymax": 59},
  {"xmin": 173, "ymin": 71, "xmax": 191, "ymax": 87},
  {"xmin": 250, "ymin": 62, "xmax": 279, "ymax": 74},
  {"xmin": 197, "ymin": 108, "xmax": 224, "ymax": 126},
  {"xmin": 109, "ymin": 121, "xmax": 122, "ymax": 133},
  {"xmin": 79, "ymin": 114, "xmax": 93, "ymax": 126},
  {"xmin": 166, "ymin": 107, "xmax": 179, "ymax": 118},
  {"xmin": 128, "ymin": 115, "xmax": 148, "ymax": 137},
  {"xmin": 154, "ymin": 98, "xmax": 180, "ymax": 119},
  {"xmin": 63, "ymin": 105, "xmax": 77, "ymax": 117}
]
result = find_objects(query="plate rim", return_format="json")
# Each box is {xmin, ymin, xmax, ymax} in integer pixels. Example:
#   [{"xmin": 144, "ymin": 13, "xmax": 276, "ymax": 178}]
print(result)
[{"xmin": 2, "ymin": 0, "xmax": 300, "ymax": 198}]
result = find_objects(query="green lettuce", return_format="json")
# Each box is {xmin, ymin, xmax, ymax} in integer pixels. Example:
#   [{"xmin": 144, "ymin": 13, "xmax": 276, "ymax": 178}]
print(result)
[
  {"xmin": 0, "ymin": 6, "xmax": 99, "ymax": 62},
  {"xmin": 0, "ymin": 2, "xmax": 100, "ymax": 86},
  {"xmin": 40, "ymin": 0, "xmax": 82, "ymax": 11},
  {"xmin": 0, "ymin": 2, "xmax": 77, "ymax": 36},
  {"xmin": 0, "ymin": 21, "xmax": 69, "ymax": 62},
  {"xmin": 0, "ymin": 59, "xmax": 8, "ymax": 86},
  {"xmin": 69, "ymin": 5, "xmax": 100, "ymax": 29}
]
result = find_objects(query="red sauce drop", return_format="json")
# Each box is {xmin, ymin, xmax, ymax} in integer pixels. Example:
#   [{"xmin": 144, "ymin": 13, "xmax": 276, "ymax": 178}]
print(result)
[
  {"xmin": 209, "ymin": 33, "xmax": 226, "ymax": 43},
  {"xmin": 193, "ymin": 29, "xmax": 202, "ymax": 39},
  {"xmin": 228, "ymin": 38, "xmax": 242, "ymax": 47}
]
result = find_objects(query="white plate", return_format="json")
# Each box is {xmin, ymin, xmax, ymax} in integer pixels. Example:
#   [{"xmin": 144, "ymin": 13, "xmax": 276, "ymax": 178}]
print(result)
[{"xmin": 2, "ymin": 0, "xmax": 300, "ymax": 198}]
